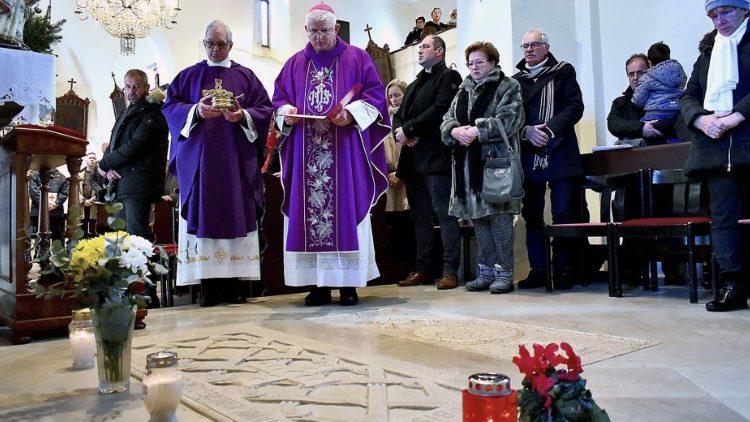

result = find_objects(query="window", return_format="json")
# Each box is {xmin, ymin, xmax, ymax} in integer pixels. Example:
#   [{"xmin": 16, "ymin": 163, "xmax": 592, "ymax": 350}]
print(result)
[{"xmin": 260, "ymin": 0, "xmax": 270, "ymax": 48}]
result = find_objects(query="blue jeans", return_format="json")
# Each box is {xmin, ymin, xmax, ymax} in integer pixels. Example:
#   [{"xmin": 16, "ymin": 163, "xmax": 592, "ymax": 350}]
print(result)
[
  {"xmin": 521, "ymin": 177, "xmax": 583, "ymax": 272},
  {"xmin": 406, "ymin": 173, "xmax": 460, "ymax": 275}
]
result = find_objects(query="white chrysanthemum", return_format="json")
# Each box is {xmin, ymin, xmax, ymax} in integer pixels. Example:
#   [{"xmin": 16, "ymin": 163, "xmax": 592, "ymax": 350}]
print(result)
[
  {"xmin": 123, "ymin": 235, "xmax": 154, "ymax": 256},
  {"xmin": 120, "ymin": 247, "xmax": 150, "ymax": 274}
]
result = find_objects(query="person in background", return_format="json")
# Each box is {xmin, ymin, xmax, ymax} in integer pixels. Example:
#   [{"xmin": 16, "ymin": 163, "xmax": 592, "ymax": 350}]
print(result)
[
  {"xmin": 447, "ymin": 9, "xmax": 457, "ymax": 27},
  {"xmin": 78, "ymin": 152, "xmax": 100, "ymax": 237},
  {"xmin": 273, "ymin": 3, "xmax": 388, "ymax": 307},
  {"xmin": 424, "ymin": 7, "xmax": 447, "ymax": 34},
  {"xmin": 28, "ymin": 167, "xmax": 68, "ymax": 246},
  {"xmin": 393, "ymin": 35, "xmax": 462, "ymax": 290},
  {"xmin": 513, "ymin": 29, "xmax": 585, "ymax": 290},
  {"xmin": 404, "ymin": 16, "xmax": 425, "ymax": 45},
  {"xmin": 681, "ymin": 0, "xmax": 750, "ymax": 312},
  {"xmin": 441, "ymin": 41, "xmax": 525, "ymax": 294},
  {"xmin": 384, "ymin": 79, "xmax": 416, "ymax": 276},
  {"xmin": 163, "ymin": 20, "xmax": 273, "ymax": 307},
  {"xmin": 631, "ymin": 41, "xmax": 687, "ymax": 143}
]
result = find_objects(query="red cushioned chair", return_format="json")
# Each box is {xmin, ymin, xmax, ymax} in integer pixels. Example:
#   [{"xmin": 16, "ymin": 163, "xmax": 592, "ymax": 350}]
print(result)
[
  {"xmin": 612, "ymin": 169, "xmax": 711, "ymax": 303},
  {"xmin": 544, "ymin": 171, "xmax": 644, "ymax": 295}
]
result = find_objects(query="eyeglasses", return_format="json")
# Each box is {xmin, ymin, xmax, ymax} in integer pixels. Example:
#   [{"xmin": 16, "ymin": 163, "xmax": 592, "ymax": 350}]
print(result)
[
  {"xmin": 204, "ymin": 40, "xmax": 230, "ymax": 50},
  {"xmin": 307, "ymin": 28, "xmax": 334, "ymax": 37},
  {"xmin": 520, "ymin": 41, "xmax": 546, "ymax": 50},
  {"xmin": 466, "ymin": 59, "xmax": 490, "ymax": 68},
  {"xmin": 627, "ymin": 70, "xmax": 646, "ymax": 78}
]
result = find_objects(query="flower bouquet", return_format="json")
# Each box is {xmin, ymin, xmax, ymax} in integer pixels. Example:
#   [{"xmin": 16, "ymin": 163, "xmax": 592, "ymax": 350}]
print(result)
[
  {"xmin": 512, "ymin": 342, "xmax": 610, "ymax": 422},
  {"xmin": 36, "ymin": 201, "xmax": 167, "ymax": 393}
]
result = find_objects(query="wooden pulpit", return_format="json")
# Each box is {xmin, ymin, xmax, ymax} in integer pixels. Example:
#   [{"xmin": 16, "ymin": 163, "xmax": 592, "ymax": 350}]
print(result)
[{"xmin": 0, "ymin": 125, "xmax": 148, "ymax": 344}]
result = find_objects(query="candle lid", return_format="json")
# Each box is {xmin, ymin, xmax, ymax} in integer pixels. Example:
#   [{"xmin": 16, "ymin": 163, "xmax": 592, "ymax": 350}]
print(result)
[
  {"xmin": 71, "ymin": 308, "xmax": 92, "ymax": 320},
  {"xmin": 146, "ymin": 351, "xmax": 178, "ymax": 369},
  {"xmin": 467, "ymin": 373, "xmax": 512, "ymax": 397}
]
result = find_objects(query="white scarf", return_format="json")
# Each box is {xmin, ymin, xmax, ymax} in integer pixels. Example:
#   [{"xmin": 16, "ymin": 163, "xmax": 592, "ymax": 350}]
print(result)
[{"xmin": 704, "ymin": 17, "xmax": 748, "ymax": 114}]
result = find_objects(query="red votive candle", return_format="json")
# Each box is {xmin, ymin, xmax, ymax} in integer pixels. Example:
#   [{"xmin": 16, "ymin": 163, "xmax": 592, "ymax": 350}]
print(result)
[{"xmin": 462, "ymin": 373, "xmax": 517, "ymax": 421}]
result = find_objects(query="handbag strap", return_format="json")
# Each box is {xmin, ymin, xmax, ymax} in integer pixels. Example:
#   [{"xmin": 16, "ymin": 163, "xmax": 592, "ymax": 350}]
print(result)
[{"xmin": 495, "ymin": 119, "xmax": 514, "ymax": 154}]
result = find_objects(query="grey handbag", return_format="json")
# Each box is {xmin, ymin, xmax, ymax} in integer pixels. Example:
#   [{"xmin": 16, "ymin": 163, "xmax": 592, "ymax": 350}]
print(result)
[{"xmin": 481, "ymin": 121, "xmax": 524, "ymax": 204}]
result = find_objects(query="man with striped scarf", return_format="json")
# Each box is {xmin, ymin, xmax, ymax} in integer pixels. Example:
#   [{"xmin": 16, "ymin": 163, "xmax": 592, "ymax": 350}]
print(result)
[{"xmin": 513, "ymin": 29, "xmax": 586, "ymax": 291}]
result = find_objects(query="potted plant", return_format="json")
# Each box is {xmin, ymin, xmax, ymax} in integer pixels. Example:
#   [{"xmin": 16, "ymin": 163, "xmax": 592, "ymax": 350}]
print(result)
[{"xmin": 513, "ymin": 342, "xmax": 611, "ymax": 422}]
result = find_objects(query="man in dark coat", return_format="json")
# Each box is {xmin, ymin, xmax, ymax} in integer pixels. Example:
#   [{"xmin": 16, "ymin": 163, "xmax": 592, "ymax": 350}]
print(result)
[
  {"xmin": 681, "ymin": 0, "xmax": 750, "ymax": 312},
  {"xmin": 513, "ymin": 29, "xmax": 585, "ymax": 290},
  {"xmin": 98, "ymin": 69, "xmax": 168, "ymax": 240},
  {"xmin": 404, "ymin": 16, "xmax": 425, "ymax": 46},
  {"xmin": 393, "ymin": 34, "xmax": 462, "ymax": 289},
  {"xmin": 28, "ymin": 168, "xmax": 68, "ymax": 245}
]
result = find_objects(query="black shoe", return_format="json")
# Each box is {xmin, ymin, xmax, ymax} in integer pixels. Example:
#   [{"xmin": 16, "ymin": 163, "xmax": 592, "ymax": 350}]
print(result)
[
  {"xmin": 339, "ymin": 287, "xmax": 359, "ymax": 306},
  {"xmin": 706, "ymin": 282, "xmax": 748, "ymax": 312},
  {"xmin": 304, "ymin": 287, "xmax": 332, "ymax": 306},
  {"xmin": 518, "ymin": 269, "xmax": 546, "ymax": 289}
]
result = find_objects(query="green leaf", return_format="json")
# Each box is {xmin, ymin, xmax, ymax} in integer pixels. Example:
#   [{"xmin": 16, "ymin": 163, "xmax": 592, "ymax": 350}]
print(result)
[{"xmin": 110, "ymin": 219, "xmax": 126, "ymax": 230}]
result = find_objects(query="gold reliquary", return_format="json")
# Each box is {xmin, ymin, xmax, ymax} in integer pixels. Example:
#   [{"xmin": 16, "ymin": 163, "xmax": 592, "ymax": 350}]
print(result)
[{"xmin": 201, "ymin": 79, "xmax": 243, "ymax": 111}]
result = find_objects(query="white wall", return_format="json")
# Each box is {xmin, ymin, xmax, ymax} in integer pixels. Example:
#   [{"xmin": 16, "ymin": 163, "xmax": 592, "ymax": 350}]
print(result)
[{"xmin": 47, "ymin": 0, "xmax": 713, "ymax": 155}]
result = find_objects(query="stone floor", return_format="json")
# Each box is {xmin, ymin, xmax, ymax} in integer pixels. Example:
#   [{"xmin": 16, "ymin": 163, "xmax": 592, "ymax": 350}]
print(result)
[{"xmin": 1, "ymin": 280, "xmax": 749, "ymax": 421}]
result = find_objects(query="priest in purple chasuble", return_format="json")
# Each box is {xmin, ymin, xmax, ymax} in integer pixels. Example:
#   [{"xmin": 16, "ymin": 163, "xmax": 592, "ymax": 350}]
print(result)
[
  {"xmin": 163, "ymin": 20, "xmax": 272, "ymax": 306},
  {"xmin": 272, "ymin": 4, "xmax": 389, "ymax": 306}
]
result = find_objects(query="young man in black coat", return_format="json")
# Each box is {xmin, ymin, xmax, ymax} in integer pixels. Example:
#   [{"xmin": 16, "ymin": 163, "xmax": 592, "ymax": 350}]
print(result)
[
  {"xmin": 393, "ymin": 35, "xmax": 462, "ymax": 290},
  {"xmin": 98, "ymin": 69, "xmax": 169, "ymax": 240}
]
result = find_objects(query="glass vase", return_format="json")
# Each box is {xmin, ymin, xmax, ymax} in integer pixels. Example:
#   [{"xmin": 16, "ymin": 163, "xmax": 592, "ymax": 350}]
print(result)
[{"xmin": 92, "ymin": 304, "xmax": 137, "ymax": 394}]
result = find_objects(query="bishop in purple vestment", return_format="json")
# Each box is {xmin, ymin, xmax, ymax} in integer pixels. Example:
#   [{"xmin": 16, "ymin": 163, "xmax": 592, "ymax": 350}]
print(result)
[
  {"xmin": 163, "ymin": 20, "xmax": 272, "ymax": 306},
  {"xmin": 272, "ymin": 4, "xmax": 389, "ymax": 306}
]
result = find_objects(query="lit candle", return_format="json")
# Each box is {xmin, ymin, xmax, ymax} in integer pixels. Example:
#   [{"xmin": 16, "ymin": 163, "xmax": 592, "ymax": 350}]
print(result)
[
  {"xmin": 143, "ymin": 351, "xmax": 183, "ymax": 422},
  {"xmin": 69, "ymin": 309, "xmax": 96, "ymax": 369}
]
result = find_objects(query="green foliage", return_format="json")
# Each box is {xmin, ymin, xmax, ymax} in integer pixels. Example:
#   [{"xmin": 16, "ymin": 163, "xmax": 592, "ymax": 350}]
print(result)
[
  {"xmin": 34, "ymin": 193, "xmax": 167, "ymax": 310},
  {"xmin": 23, "ymin": 12, "xmax": 65, "ymax": 54}
]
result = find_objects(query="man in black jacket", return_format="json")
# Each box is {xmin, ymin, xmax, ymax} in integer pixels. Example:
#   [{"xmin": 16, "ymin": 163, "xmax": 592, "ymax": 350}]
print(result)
[
  {"xmin": 513, "ymin": 29, "xmax": 585, "ymax": 290},
  {"xmin": 98, "ymin": 69, "xmax": 168, "ymax": 240},
  {"xmin": 404, "ymin": 16, "xmax": 425, "ymax": 46},
  {"xmin": 393, "ymin": 35, "xmax": 462, "ymax": 290},
  {"xmin": 607, "ymin": 53, "xmax": 680, "ymax": 146}
]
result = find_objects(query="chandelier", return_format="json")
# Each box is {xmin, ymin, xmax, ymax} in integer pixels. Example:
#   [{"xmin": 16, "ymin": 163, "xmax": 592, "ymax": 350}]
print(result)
[{"xmin": 74, "ymin": 0, "xmax": 181, "ymax": 55}]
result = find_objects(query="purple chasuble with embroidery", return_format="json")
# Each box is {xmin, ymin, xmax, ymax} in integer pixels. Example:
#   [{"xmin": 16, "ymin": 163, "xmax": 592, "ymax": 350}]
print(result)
[
  {"xmin": 273, "ymin": 37, "xmax": 389, "ymax": 252},
  {"xmin": 164, "ymin": 61, "xmax": 272, "ymax": 238}
]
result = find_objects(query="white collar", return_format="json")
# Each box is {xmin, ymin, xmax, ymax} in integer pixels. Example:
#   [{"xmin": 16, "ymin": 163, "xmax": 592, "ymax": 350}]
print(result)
[
  {"xmin": 525, "ymin": 57, "xmax": 549, "ymax": 73},
  {"xmin": 207, "ymin": 57, "xmax": 231, "ymax": 68}
]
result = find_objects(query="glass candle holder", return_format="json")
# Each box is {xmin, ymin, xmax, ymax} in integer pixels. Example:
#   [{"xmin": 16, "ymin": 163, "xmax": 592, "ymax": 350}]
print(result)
[
  {"xmin": 462, "ymin": 373, "xmax": 517, "ymax": 421},
  {"xmin": 68, "ymin": 308, "xmax": 96, "ymax": 369},
  {"xmin": 143, "ymin": 351, "xmax": 183, "ymax": 422}
]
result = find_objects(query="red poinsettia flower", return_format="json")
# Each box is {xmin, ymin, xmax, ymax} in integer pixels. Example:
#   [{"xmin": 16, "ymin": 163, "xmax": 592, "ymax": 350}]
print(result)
[
  {"xmin": 560, "ymin": 341, "xmax": 583, "ymax": 376},
  {"xmin": 512, "ymin": 344, "xmax": 537, "ymax": 380}
]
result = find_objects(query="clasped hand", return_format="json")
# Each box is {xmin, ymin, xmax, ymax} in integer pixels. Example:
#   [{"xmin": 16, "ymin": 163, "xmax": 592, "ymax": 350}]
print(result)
[
  {"xmin": 394, "ymin": 127, "xmax": 419, "ymax": 147},
  {"xmin": 451, "ymin": 125, "xmax": 479, "ymax": 146},
  {"xmin": 697, "ymin": 112, "xmax": 744, "ymax": 139},
  {"xmin": 525, "ymin": 123, "xmax": 550, "ymax": 147}
]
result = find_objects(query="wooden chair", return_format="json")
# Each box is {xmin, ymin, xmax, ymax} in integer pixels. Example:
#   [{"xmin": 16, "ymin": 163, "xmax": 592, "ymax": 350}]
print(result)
[
  {"xmin": 544, "ymin": 171, "xmax": 644, "ymax": 295},
  {"xmin": 612, "ymin": 169, "xmax": 711, "ymax": 303}
]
